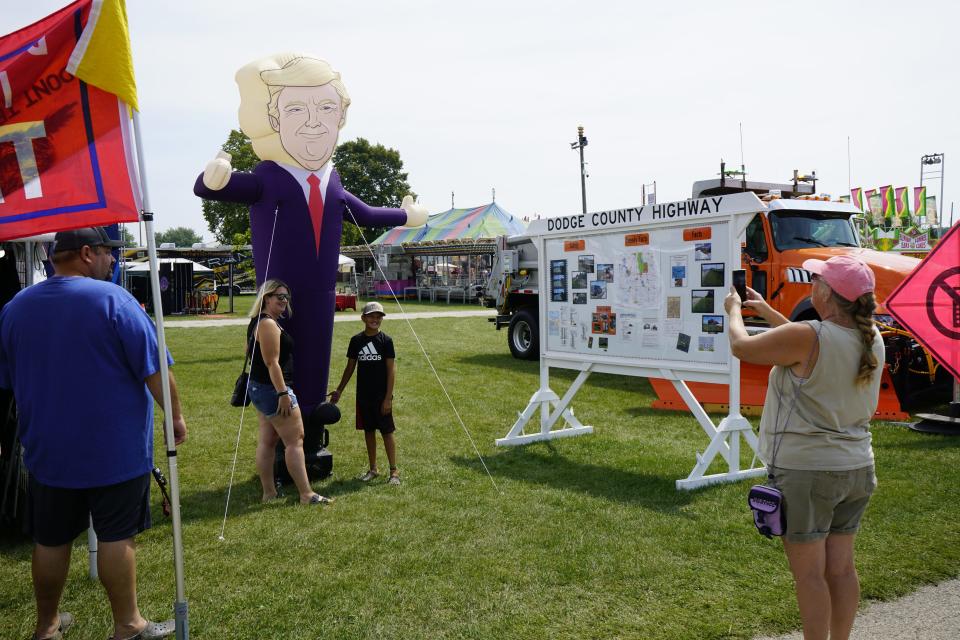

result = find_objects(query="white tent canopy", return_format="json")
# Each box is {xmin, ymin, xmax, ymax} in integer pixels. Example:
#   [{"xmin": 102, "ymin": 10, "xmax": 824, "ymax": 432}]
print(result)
[{"xmin": 126, "ymin": 258, "xmax": 212, "ymax": 272}]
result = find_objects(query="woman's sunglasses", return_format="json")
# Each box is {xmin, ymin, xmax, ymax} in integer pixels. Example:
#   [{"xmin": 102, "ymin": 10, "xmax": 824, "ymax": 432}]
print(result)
[{"xmin": 268, "ymin": 293, "xmax": 290, "ymax": 302}]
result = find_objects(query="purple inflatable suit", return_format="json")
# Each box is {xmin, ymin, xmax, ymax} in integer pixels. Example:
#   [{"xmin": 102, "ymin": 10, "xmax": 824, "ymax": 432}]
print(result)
[{"xmin": 193, "ymin": 55, "xmax": 426, "ymax": 414}]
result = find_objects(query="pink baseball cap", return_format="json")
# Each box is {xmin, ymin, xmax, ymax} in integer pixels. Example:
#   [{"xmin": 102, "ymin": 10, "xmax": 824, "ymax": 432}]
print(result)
[{"xmin": 802, "ymin": 255, "xmax": 875, "ymax": 301}]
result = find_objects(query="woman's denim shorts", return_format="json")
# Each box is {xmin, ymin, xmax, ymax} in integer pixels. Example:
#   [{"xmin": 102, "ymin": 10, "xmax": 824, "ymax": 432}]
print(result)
[{"xmin": 248, "ymin": 380, "xmax": 298, "ymax": 418}]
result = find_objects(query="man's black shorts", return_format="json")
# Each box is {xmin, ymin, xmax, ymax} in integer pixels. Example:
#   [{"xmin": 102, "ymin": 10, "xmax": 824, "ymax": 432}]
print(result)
[{"xmin": 26, "ymin": 472, "xmax": 152, "ymax": 546}]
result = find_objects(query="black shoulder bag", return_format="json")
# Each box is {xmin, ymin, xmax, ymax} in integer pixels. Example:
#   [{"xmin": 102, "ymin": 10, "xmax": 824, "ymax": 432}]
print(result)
[{"xmin": 230, "ymin": 324, "xmax": 257, "ymax": 407}]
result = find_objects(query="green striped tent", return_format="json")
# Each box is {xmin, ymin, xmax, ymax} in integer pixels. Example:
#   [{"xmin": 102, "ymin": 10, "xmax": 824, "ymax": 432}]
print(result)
[{"xmin": 373, "ymin": 202, "xmax": 527, "ymax": 245}]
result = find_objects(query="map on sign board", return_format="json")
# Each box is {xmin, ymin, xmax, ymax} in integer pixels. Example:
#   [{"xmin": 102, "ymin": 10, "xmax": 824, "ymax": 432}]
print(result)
[{"xmin": 885, "ymin": 222, "xmax": 960, "ymax": 381}]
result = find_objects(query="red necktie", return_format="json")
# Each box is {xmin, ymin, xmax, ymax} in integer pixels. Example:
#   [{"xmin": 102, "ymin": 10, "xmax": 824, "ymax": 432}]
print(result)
[{"xmin": 306, "ymin": 173, "xmax": 324, "ymax": 256}]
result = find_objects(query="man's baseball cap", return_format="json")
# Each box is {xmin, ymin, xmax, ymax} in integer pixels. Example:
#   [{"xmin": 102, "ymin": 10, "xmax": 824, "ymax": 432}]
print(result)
[
  {"xmin": 802, "ymin": 255, "xmax": 875, "ymax": 302},
  {"xmin": 53, "ymin": 226, "xmax": 125, "ymax": 252},
  {"xmin": 361, "ymin": 301, "xmax": 386, "ymax": 316}
]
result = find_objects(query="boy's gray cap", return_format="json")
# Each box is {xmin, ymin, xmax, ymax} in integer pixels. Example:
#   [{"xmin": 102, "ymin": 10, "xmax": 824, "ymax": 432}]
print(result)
[
  {"xmin": 361, "ymin": 301, "xmax": 386, "ymax": 316},
  {"xmin": 53, "ymin": 226, "xmax": 125, "ymax": 252}
]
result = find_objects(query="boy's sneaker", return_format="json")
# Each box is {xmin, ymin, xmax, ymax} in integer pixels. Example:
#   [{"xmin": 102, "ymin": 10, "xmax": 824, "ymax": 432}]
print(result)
[
  {"xmin": 358, "ymin": 470, "xmax": 379, "ymax": 482},
  {"xmin": 388, "ymin": 475, "xmax": 401, "ymax": 486}
]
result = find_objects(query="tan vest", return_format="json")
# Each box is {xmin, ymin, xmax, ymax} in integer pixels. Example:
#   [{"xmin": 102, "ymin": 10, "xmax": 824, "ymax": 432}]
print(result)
[{"xmin": 758, "ymin": 320, "xmax": 884, "ymax": 471}]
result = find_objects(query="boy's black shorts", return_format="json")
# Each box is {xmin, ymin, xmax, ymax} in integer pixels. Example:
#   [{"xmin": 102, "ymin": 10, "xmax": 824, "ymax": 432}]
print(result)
[
  {"xmin": 355, "ymin": 401, "xmax": 396, "ymax": 435},
  {"xmin": 26, "ymin": 472, "xmax": 152, "ymax": 546}
]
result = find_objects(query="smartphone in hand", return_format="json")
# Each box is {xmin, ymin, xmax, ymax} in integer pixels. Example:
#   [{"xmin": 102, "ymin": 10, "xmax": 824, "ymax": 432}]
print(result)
[{"xmin": 732, "ymin": 269, "xmax": 747, "ymax": 301}]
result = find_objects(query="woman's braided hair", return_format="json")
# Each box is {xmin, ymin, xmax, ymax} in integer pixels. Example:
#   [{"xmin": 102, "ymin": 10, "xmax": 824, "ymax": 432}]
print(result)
[{"xmin": 831, "ymin": 290, "xmax": 879, "ymax": 386}]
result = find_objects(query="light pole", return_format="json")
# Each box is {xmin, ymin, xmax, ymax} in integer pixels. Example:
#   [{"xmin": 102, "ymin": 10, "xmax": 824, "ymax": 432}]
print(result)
[
  {"xmin": 570, "ymin": 126, "xmax": 588, "ymax": 214},
  {"xmin": 920, "ymin": 153, "xmax": 945, "ymax": 227}
]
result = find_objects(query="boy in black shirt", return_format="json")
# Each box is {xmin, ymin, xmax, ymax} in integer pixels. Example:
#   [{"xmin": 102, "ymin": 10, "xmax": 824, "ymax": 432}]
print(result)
[{"xmin": 330, "ymin": 302, "xmax": 400, "ymax": 485}]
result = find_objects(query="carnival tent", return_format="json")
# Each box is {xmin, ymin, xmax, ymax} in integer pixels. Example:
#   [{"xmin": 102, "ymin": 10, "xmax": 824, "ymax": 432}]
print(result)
[
  {"xmin": 372, "ymin": 202, "xmax": 526, "ymax": 245},
  {"xmin": 125, "ymin": 258, "xmax": 213, "ymax": 272}
]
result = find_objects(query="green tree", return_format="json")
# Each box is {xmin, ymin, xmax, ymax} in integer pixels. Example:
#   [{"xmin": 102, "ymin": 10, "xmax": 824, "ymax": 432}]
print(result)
[
  {"xmin": 200, "ymin": 130, "xmax": 259, "ymax": 243},
  {"xmin": 333, "ymin": 138, "xmax": 413, "ymax": 247},
  {"xmin": 200, "ymin": 131, "xmax": 414, "ymax": 247},
  {"xmin": 120, "ymin": 225, "xmax": 136, "ymax": 247},
  {"xmin": 155, "ymin": 226, "xmax": 203, "ymax": 247}
]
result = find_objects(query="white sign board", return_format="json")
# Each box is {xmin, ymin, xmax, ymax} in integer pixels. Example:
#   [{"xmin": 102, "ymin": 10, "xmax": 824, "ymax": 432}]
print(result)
[
  {"xmin": 500, "ymin": 192, "xmax": 768, "ymax": 490},
  {"xmin": 542, "ymin": 221, "xmax": 731, "ymax": 366}
]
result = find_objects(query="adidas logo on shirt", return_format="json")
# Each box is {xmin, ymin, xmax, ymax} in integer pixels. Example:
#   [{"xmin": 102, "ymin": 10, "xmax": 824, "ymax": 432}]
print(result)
[{"xmin": 357, "ymin": 342, "xmax": 382, "ymax": 362}]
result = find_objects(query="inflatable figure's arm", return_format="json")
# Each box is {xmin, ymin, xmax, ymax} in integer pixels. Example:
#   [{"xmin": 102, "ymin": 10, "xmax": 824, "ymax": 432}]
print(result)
[
  {"xmin": 192, "ymin": 151, "xmax": 263, "ymax": 205},
  {"xmin": 343, "ymin": 191, "xmax": 414, "ymax": 228}
]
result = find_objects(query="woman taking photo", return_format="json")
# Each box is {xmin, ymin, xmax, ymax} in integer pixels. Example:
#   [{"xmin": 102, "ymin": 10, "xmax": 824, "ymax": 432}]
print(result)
[
  {"xmin": 725, "ymin": 256, "xmax": 884, "ymax": 640},
  {"xmin": 246, "ymin": 280, "xmax": 332, "ymax": 505}
]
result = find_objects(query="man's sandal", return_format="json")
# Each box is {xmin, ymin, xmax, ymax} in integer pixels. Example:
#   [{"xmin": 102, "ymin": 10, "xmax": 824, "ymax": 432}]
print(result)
[
  {"xmin": 305, "ymin": 494, "xmax": 335, "ymax": 505},
  {"xmin": 107, "ymin": 619, "xmax": 175, "ymax": 640},
  {"xmin": 358, "ymin": 469, "xmax": 379, "ymax": 482},
  {"xmin": 32, "ymin": 611, "xmax": 74, "ymax": 640}
]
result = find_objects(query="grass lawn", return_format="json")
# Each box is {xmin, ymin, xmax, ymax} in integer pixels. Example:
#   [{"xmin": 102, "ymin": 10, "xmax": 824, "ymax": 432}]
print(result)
[{"xmin": 2, "ymin": 317, "xmax": 958, "ymax": 639}]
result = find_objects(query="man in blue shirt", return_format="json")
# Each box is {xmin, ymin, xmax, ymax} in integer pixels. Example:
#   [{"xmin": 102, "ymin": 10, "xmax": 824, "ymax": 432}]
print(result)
[{"xmin": 0, "ymin": 227, "xmax": 187, "ymax": 640}]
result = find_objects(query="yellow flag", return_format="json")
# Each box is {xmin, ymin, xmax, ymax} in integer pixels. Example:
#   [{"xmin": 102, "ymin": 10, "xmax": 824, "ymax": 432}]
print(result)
[{"xmin": 66, "ymin": 0, "xmax": 138, "ymax": 111}]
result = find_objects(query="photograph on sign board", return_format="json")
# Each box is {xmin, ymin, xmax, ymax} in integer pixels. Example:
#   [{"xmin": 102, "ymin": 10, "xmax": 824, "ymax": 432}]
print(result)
[
  {"xmin": 701, "ymin": 263, "xmax": 725, "ymax": 287},
  {"xmin": 695, "ymin": 242, "xmax": 712, "ymax": 261},
  {"xmin": 666, "ymin": 296, "xmax": 681, "ymax": 319},
  {"xmin": 702, "ymin": 315, "xmax": 724, "ymax": 334},
  {"xmin": 573, "ymin": 292, "xmax": 587, "ymax": 304},
  {"xmin": 571, "ymin": 271, "xmax": 588, "ymax": 289},
  {"xmin": 669, "ymin": 254, "xmax": 688, "ymax": 287},
  {"xmin": 551, "ymin": 287, "xmax": 567, "ymax": 302},
  {"xmin": 698, "ymin": 336, "xmax": 715, "ymax": 352},
  {"xmin": 590, "ymin": 280, "xmax": 607, "ymax": 299},
  {"xmin": 591, "ymin": 309, "xmax": 617, "ymax": 335},
  {"xmin": 676, "ymin": 333, "xmax": 691, "ymax": 352},
  {"xmin": 598, "ymin": 337, "xmax": 608, "ymax": 350},
  {"xmin": 691, "ymin": 289, "xmax": 715, "ymax": 313},
  {"xmin": 671, "ymin": 265, "xmax": 687, "ymax": 287},
  {"xmin": 578, "ymin": 255, "xmax": 595, "ymax": 273},
  {"xmin": 550, "ymin": 259, "xmax": 567, "ymax": 275},
  {"xmin": 597, "ymin": 263, "xmax": 614, "ymax": 282}
]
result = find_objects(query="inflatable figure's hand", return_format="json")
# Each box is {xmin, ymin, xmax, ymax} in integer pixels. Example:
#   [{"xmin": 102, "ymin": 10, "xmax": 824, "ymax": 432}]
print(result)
[
  {"xmin": 202, "ymin": 151, "xmax": 233, "ymax": 191},
  {"xmin": 401, "ymin": 195, "xmax": 428, "ymax": 227}
]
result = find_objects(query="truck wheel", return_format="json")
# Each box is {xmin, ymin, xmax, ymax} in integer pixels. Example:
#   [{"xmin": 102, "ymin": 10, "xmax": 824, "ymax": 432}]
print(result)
[{"xmin": 508, "ymin": 309, "xmax": 539, "ymax": 360}]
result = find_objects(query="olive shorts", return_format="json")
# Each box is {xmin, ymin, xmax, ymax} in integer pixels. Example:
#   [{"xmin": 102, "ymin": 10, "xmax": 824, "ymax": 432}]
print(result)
[{"xmin": 769, "ymin": 465, "xmax": 877, "ymax": 543}]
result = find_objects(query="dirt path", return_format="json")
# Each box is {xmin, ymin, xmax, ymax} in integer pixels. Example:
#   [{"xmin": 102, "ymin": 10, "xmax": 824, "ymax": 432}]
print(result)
[
  {"xmin": 164, "ymin": 309, "xmax": 496, "ymax": 328},
  {"xmin": 755, "ymin": 578, "xmax": 960, "ymax": 639}
]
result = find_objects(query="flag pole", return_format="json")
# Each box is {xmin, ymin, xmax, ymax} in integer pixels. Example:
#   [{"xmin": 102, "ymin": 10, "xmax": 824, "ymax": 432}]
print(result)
[{"xmin": 131, "ymin": 109, "xmax": 190, "ymax": 640}]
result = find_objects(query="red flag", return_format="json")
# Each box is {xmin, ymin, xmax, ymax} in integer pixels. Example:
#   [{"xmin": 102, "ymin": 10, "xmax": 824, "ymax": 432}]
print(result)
[{"xmin": 0, "ymin": 0, "xmax": 141, "ymax": 241}]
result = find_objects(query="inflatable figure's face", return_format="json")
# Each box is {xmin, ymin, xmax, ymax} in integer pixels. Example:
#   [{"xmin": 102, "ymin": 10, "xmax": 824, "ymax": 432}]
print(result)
[
  {"xmin": 236, "ymin": 54, "xmax": 351, "ymax": 169},
  {"xmin": 271, "ymin": 84, "xmax": 341, "ymax": 171}
]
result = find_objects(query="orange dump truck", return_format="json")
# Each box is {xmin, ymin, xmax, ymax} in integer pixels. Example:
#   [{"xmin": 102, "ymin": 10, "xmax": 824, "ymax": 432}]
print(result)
[
  {"xmin": 485, "ymin": 172, "xmax": 948, "ymax": 418},
  {"xmin": 649, "ymin": 175, "xmax": 945, "ymax": 419}
]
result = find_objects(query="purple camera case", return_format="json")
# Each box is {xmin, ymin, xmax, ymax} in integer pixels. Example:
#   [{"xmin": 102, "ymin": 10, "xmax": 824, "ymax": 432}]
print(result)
[{"xmin": 748, "ymin": 484, "xmax": 786, "ymax": 538}]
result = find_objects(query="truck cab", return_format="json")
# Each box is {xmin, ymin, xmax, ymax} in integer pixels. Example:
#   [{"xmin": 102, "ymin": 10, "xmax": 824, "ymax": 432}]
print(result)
[{"xmin": 692, "ymin": 176, "xmax": 919, "ymax": 324}]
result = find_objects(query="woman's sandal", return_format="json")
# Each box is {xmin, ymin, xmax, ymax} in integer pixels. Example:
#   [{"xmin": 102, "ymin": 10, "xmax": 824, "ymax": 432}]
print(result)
[
  {"xmin": 107, "ymin": 618, "xmax": 176, "ymax": 640},
  {"xmin": 304, "ymin": 494, "xmax": 335, "ymax": 505},
  {"xmin": 33, "ymin": 611, "xmax": 74, "ymax": 640}
]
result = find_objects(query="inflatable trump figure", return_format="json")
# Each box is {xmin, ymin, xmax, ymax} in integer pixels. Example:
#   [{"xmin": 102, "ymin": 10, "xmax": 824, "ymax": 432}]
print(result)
[{"xmin": 194, "ymin": 54, "xmax": 426, "ymax": 413}]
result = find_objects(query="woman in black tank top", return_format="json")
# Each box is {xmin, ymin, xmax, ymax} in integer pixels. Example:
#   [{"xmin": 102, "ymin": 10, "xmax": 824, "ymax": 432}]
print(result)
[{"xmin": 246, "ymin": 280, "xmax": 332, "ymax": 506}]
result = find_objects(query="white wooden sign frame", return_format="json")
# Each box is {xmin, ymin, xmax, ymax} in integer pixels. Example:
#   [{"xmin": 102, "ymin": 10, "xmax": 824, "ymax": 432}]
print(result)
[{"xmin": 496, "ymin": 192, "xmax": 768, "ymax": 490}]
